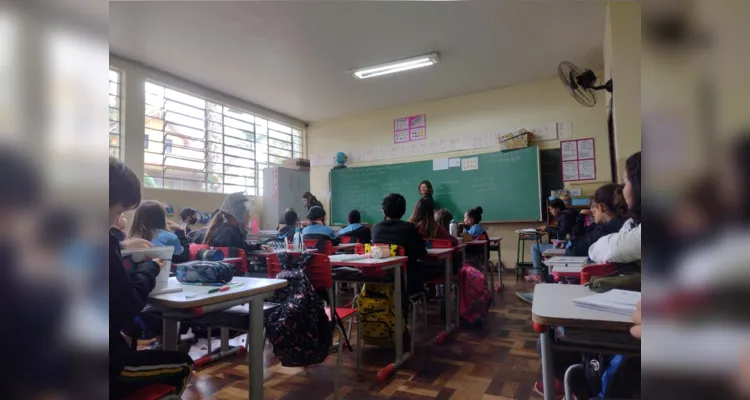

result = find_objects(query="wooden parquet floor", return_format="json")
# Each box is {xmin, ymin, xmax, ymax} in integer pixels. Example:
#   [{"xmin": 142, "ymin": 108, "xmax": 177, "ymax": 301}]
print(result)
[{"xmin": 182, "ymin": 274, "xmax": 542, "ymax": 400}]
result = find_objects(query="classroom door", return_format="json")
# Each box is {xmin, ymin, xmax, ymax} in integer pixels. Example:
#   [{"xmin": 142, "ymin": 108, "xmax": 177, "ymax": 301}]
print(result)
[{"xmin": 540, "ymin": 149, "xmax": 563, "ymax": 222}]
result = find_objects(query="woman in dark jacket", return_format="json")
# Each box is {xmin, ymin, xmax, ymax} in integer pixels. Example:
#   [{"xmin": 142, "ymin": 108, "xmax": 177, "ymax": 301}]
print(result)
[
  {"xmin": 566, "ymin": 183, "xmax": 628, "ymax": 256},
  {"xmin": 203, "ymin": 211, "xmax": 249, "ymax": 251},
  {"xmin": 418, "ymin": 180, "xmax": 435, "ymax": 208},
  {"xmin": 302, "ymin": 192, "xmax": 325, "ymax": 213}
]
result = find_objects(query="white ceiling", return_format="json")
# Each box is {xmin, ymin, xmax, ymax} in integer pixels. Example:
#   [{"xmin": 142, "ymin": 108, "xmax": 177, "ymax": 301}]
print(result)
[{"xmin": 110, "ymin": 1, "xmax": 605, "ymax": 123}]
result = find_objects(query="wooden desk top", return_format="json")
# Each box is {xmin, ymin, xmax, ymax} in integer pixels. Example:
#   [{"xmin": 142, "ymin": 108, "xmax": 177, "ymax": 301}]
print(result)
[
  {"xmin": 488, "ymin": 236, "xmax": 503, "ymax": 242},
  {"xmin": 542, "ymin": 248, "xmax": 567, "ymax": 257},
  {"xmin": 149, "ymin": 277, "xmax": 287, "ymax": 309},
  {"xmin": 531, "ymin": 284, "xmax": 633, "ymax": 331},
  {"xmin": 424, "ymin": 248, "xmax": 453, "ymax": 258},
  {"xmin": 465, "ymin": 240, "xmax": 489, "ymax": 246},
  {"xmin": 328, "ymin": 256, "xmax": 408, "ymax": 269}
]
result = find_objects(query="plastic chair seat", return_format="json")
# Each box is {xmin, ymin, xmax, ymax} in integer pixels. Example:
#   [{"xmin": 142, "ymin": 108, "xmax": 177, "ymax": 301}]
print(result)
[{"xmin": 325, "ymin": 307, "xmax": 357, "ymax": 322}]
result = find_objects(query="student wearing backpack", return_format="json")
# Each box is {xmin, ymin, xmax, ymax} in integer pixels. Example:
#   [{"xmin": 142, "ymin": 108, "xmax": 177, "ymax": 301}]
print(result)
[
  {"xmin": 277, "ymin": 210, "xmax": 299, "ymax": 242},
  {"xmin": 109, "ymin": 157, "xmax": 193, "ymax": 399}
]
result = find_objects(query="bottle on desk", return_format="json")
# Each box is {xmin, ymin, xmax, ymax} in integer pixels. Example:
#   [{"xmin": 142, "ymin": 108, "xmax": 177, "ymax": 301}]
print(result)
[
  {"xmin": 293, "ymin": 227, "xmax": 303, "ymax": 251},
  {"xmin": 449, "ymin": 219, "xmax": 458, "ymax": 237}
]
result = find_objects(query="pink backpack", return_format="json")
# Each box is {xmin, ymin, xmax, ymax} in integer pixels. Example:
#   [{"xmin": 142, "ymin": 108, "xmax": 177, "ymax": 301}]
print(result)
[{"xmin": 458, "ymin": 264, "xmax": 492, "ymax": 326}]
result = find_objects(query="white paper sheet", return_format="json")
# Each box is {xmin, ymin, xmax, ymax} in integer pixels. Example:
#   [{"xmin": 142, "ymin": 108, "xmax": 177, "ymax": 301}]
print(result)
[
  {"xmin": 557, "ymin": 122, "xmax": 573, "ymax": 139},
  {"xmin": 577, "ymin": 138, "xmax": 595, "ymax": 159},
  {"xmin": 562, "ymin": 160, "xmax": 579, "ymax": 181},
  {"xmin": 448, "ymin": 158, "xmax": 461, "ymax": 168},
  {"xmin": 578, "ymin": 159, "xmax": 596, "ymax": 180},
  {"xmin": 561, "ymin": 141, "xmax": 578, "ymax": 161},
  {"xmin": 461, "ymin": 157, "xmax": 479, "ymax": 171},
  {"xmin": 432, "ymin": 158, "xmax": 449, "ymax": 171}
]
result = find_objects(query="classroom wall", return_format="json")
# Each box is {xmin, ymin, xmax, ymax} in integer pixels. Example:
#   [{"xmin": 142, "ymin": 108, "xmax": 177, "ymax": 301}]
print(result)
[
  {"xmin": 110, "ymin": 56, "xmax": 305, "ymax": 228},
  {"xmin": 307, "ymin": 77, "xmax": 613, "ymax": 267},
  {"xmin": 604, "ymin": 1, "xmax": 642, "ymax": 173}
]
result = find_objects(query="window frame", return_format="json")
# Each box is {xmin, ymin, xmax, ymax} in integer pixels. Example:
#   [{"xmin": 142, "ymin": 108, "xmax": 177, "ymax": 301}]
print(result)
[{"xmin": 109, "ymin": 68, "xmax": 123, "ymax": 159}]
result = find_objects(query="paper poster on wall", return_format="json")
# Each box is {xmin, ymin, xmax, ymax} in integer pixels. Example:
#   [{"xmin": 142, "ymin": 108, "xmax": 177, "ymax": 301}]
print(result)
[
  {"xmin": 461, "ymin": 157, "xmax": 479, "ymax": 171},
  {"xmin": 393, "ymin": 114, "xmax": 427, "ymax": 143},
  {"xmin": 529, "ymin": 123, "xmax": 558, "ymax": 141},
  {"xmin": 557, "ymin": 122, "xmax": 573, "ymax": 139},
  {"xmin": 561, "ymin": 137, "xmax": 596, "ymax": 182},
  {"xmin": 562, "ymin": 161, "xmax": 579, "ymax": 181},
  {"xmin": 577, "ymin": 139, "xmax": 595, "ymax": 159},
  {"xmin": 578, "ymin": 159, "xmax": 596, "ymax": 180},
  {"xmin": 432, "ymin": 158, "xmax": 449, "ymax": 171},
  {"xmin": 410, "ymin": 127, "xmax": 427, "ymax": 141},
  {"xmin": 448, "ymin": 158, "xmax": 461, "ymax": 168},
  {"xmin": 561, "ymin": 140, "xmax": 578, "ymax": 161}
]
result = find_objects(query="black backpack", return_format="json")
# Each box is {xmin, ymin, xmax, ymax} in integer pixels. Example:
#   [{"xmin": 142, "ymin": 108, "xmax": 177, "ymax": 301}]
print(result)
[{"xmin": 265, "ymin": 252, "xmax": 334, "ymax": 367}]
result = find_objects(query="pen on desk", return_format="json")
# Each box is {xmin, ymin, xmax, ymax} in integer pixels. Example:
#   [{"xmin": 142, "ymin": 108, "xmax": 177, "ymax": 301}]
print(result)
[{"xmin": 186, "ymin": 285, "xmax": 231, "ymax": 299}]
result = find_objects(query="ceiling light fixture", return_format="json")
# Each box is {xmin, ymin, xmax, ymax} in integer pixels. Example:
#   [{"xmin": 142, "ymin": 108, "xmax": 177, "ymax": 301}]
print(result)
[{"xmin": 352, "ymin": 53, "xmax": 439, "ymax": 79}]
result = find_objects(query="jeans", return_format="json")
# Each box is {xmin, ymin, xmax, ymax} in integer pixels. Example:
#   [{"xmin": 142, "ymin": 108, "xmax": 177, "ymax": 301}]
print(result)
[{"xmin": 531, "ymin": 243, "xmax": 554, "ymax": 274}]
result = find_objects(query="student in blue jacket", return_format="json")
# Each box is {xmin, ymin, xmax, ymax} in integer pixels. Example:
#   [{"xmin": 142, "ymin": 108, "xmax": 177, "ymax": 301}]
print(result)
[
  {"xmin": 302, "ymin": 206, "xmax": 340, "ymax": 246},
  {"xmin": 337, "ymin": 209, "xmax": 371, "ymax": 244}
]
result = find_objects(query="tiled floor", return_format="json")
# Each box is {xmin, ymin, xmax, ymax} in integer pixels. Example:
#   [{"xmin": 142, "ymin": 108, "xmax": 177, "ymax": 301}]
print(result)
[{"xmin": 182, "ymin": 273, "xmax": 542, "ymax": 400}]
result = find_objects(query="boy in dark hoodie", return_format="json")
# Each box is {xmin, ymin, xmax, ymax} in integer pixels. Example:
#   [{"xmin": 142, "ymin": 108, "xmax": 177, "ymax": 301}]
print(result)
[{"xmin": 109, "ymin": 157, "xmax": 193, "ymax": 398}]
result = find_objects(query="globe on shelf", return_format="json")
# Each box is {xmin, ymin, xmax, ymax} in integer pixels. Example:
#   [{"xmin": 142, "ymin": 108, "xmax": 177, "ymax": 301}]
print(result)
[{"xmin": 333, "ymin": 152, "xmax": 348, "ymax": 169}]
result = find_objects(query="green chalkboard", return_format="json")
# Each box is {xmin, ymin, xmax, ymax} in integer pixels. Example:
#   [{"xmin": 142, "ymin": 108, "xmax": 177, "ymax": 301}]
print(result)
[{"xmin": 329, "ymin": 146, "xmax": 542, "ymax": 225}]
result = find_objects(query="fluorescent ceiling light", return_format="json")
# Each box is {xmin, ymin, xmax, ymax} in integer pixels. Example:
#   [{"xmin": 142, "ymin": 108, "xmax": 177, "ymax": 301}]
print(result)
[{"xmin": 352, "ymin": 53, "xmax": 439, "ymax": 79}]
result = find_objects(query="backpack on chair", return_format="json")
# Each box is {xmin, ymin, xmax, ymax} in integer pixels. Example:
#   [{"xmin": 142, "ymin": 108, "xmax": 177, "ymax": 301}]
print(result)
[
  {"xmin": 265, "ymin": 252, "xmax": 333, "ymax": 367},
  {"xmin": 458, "ymin": 264, "xmax": 492, "ymax": 327}
]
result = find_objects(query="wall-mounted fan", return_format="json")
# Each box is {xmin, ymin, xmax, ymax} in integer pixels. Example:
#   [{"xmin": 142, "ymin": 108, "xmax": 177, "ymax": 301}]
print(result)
[{"xmin": 558, "ymin": 61, "xmax": 613, "ymax": 108}]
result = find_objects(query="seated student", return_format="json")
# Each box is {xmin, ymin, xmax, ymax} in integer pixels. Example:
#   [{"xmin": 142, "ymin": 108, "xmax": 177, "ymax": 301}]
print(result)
[
  {"xmin": 186, "ymin": 208, "xmax": 218, "ymax": 244},
  {"xmin": 179, "ymin": 207, "xmax": 198, "ymax": 234},
  {"xmin": 434, "ymin": 208, "xmax": 454, "ymax": 232},
  {"xmin": 109, "ymin": 157, "xmax": 193, "ymax": 399},
  {"xmin": 463, "ymin": 206, "xmax": 486, "ymax": 239},
  {"xmin": 337, "ymin": 209, "xmax": 371, "ymax": 244},
  {"xmin": 371, "ymin": 193, "xmax": 427, "ymax": 295},
  {"xmin": 409, "ymin": 199, "xmax": 458, "ymax": 246},
  {"xmin": 277, "ymin": 207, "xmax": 296, "ymax": 230},
  {"xmin": 589, "ymin": 152, "xmax": 642, "ymax": 264},
  {"xmin": 526, "ymin": 199, "xmax": 579, "ymax": 282},
  {"xmin": 565, "ymin": 183, "xmax": 628, "ymax": 257},
  {"xmin": 204, "ymin": 193, "xmax": 251, "ymax": 251},
  {"xmin": 301, "ymin": 206, "xmax": 340, "ymax": 246},
  {"xmin": 110, "ymin": 213, "xmax": 128, "ymax": 242},
  {"xmin": 128, "ymin": 200, "xmax": 188, "ymax": 263},
  {"xmin": 276, "ymin": 210, "xmax": 298, "ymax": 242}
]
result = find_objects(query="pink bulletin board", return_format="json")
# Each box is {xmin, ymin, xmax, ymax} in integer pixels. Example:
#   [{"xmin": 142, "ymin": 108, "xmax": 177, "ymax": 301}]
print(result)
[
  {"xmin": 394, "ymin": 114, "xmax": 427, "ymax": 143},
  {"xmin": 560, "ymin": 138, "xmax": 596, "ymax": 182}
]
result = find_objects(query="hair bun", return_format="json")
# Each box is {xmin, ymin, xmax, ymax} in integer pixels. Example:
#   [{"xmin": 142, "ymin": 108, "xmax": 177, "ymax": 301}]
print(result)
[{"xmin": 476, "ymin": 206, "xmax": 483, "ymax": 215}]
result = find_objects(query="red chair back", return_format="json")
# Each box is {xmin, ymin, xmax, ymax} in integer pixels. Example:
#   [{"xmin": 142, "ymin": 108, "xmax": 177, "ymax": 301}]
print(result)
[
  {"xmin": 428, "ymin": 239, "xmax": 454, "ymax": 248},
  {"xmin": 476, "ymin": 232, "xmax": 489, "ymax": 241},
  {"xmin": 267, "ymin": 251, "xmax": 332, "ymax": 290},
  {"xmin": 339, "ymin": 235, "xmax": 356, "ymax": 244},
  {"xmin": 303, "ymin": 239, "xmax": 334, "ymax": 255},
  {"xmin": 189, "ymin": 244, "xmax": 248, "ymax": 274},
  {"xmin": 188, "ymin": 243, "xmax": 209, "ymax": 260},
  {"xmin": 580, "ymin": 263, "xmax": 616, "ymax": 284}
]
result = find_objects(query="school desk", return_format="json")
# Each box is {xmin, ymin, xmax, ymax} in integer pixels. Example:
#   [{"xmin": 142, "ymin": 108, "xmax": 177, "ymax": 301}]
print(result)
[
  {"xmin": 488, "ymin": 236, "xmax": 503, "ymax": 291},
  {"xmin": 542, "ymin": 248, "xmax": 566, "ymax": 258},
  {"xmin": 149, "ymin": 277, "xmax": 287, "ymax": 400},
  {"xmin": 423, "ymin": 247, "xmax": 459, "ymax": 342},
  {"xmin": 531, "ymin": 284, "xmax": 639, "ymax": 400},
  {"xmin": 515, "ymin": 230, "xmax": 547, "ymax": 281},
  {"xmin": 333, "ymin": 243, "xmax": 357, "ymax": 252},
  {"xmin": 328, "ymin": 255, "xmax": 409, "ymax": 382}
]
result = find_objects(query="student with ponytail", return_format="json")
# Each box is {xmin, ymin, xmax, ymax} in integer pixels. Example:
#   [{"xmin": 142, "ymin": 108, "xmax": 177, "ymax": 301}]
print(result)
[{"xmin": 565, "ymin": 183, "xmax": 629, "ymax": 257}]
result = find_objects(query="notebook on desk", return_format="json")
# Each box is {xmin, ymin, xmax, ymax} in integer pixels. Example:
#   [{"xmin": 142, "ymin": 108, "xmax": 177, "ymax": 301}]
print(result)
[
  {"xmin": 328, "ymin": 254, "xmax": 366, "ymax": 262},
  {"xmin": 544, "ymin": 256, "xmax": 589, "ymax": 268},
  {"xmin": 573, "ymin": 289, "xmax": 641, "ymax": 316}
]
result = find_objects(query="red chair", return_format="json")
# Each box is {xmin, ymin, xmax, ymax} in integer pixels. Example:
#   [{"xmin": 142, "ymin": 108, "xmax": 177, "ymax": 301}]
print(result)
[
  {"xmin": 303, "ymin": 239, "xmax": 334, "ymax": 255},
  {"xmin": 266, "ymin": 252, "xmax": 360, "ymax": 398},
  {"xmin": 428, "ymin": 239, "xmax": 454, "ymax": 248},
  {"xmin": 188, "ymin": 244, "xmax": 248, "ymax": 275},
  {"xmin": 339, "ymin": 235, "xmax": 357, "ymax": 244},
  {"xmin": 122, "ymin": 383, "xmax": 180, "ymax": 400},
  {"xmin": 580, "ymin": 263, "xmax": 617, "ymax": 284}
]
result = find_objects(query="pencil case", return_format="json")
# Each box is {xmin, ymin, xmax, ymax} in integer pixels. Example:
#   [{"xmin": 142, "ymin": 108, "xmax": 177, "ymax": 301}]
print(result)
[{"xmin": 176, "ymin": 261, "xmax": 234, "ymax": 284}]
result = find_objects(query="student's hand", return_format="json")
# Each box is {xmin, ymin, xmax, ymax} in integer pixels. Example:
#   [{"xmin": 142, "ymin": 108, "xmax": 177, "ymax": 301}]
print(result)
[
  {"xmin": 630, "ymin": 301, "xmax": 641, "ymax": 339},
  {"xmin": 152, "ymin": 258, "xmax": 167, "ymax": 269},
  {"xmin": 120, "ymin": 238, "xmax": 152, "ymax": 250},
  {"xmin": 580, "ymin": 209, "xmax": 591, "ymax": 216}
]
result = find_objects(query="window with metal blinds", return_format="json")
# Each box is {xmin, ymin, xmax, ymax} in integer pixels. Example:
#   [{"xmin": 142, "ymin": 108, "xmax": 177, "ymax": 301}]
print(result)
[
  {"xmin": 109, "ymin": 69, "xmax": 122, "ymax": 159},
  {"xmin": 142, "ymin": 81, "xmax": 303, "ymax": 195}
]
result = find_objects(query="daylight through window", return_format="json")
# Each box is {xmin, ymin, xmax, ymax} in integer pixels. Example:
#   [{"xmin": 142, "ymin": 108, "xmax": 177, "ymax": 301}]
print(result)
[{"xmin": 109, "ymin": 69, "xmax": 122, "ymax": 158}]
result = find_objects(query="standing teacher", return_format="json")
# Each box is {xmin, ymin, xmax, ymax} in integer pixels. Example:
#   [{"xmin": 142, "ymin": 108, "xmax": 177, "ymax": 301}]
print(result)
[
  {"xmin": 302, "ymin": 191, "xmax": 325, "ymax": 213},
  {"xmin": 418, "ymin": 180, "xmax": 435, "ymax": 208}
]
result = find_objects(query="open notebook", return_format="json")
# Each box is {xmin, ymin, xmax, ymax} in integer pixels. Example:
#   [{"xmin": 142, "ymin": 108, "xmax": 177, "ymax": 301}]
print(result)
[{"xmin": 573, "ymin": 289, "xmax": 641, "ymax": 316}]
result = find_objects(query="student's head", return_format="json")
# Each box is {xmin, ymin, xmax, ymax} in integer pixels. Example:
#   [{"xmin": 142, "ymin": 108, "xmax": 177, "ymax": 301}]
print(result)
[
  {"xmin": 307, "ymin": 206, "xmax": 326, "ymax": 223},
  {"xmin": 464, "ymin": 206, "xmax": 483, "ymax": 226},
  {"xmin": 673, "ymin": 176, "xmax": 718, "ymax": 235},
  {"xmin": 220, "ymin": 192, "xmax": 250, "ymax": 227},
  {"xmin": 624, "ymin": 151, "xmax": 641, "ymax": 224},
  {"xmin": 547, "ymin": 198, "xmax": 567, "ymax": 217},
  {"xmin": 591, "ymin": 183, "xmax": 629, "ymax": 224},
  {"xmin": 409, "ymin": 198, "xmax": 438, "ymax": 237},
  {"xmin": 418, "ymin": 180, "xmax": 433, "ymax": 197},
  {"xmin": 348, "ymin": 209, "xmax": 361, "ymax": 224},
  {"xmin": 434, "ymin": 208, "xmax": 454, "ymax": 231},
  {"xmin": 302, "ymin": 192, "xmax": 317, "ymax": 206},
  {"xmin": 179, "ymin": 207, "xmax": 198, "ymax": 225},
  {"xmin": 283, "ymin": 210, "xmax": 298, "ymax": 226},
  {"xmin": 285, "ymin": 207, "xmax": 295, "ymax": 214},
  {"xmin": 381, "ymin": 193, "xmax": 407, "ymax": 220},
  {"xmin": 129, "ymin": 200, "xmax": 168, "ymax": 241},
  {"xmin": 203, "ymin": 210, "xmax": 240, "ymax": 245},
  {"xmin": 109, "ymin": 156, "xmax": 142, "ymax": 226}
]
